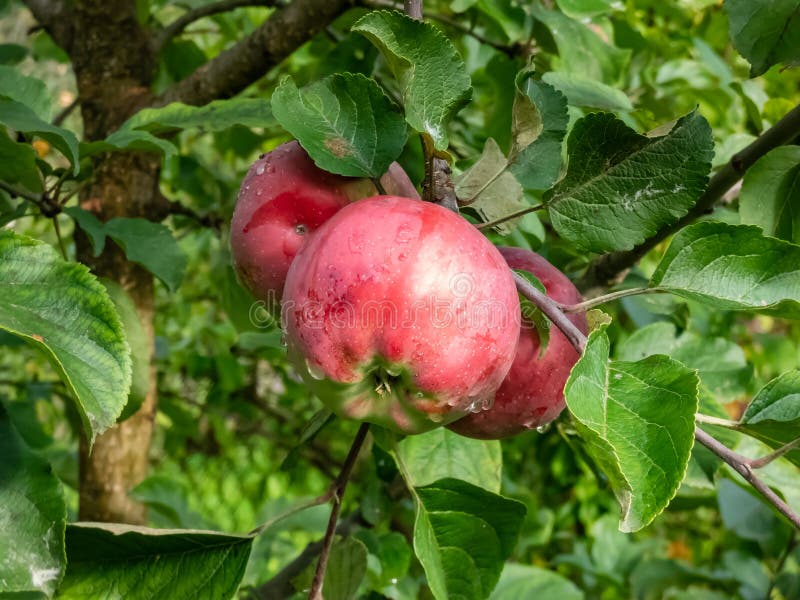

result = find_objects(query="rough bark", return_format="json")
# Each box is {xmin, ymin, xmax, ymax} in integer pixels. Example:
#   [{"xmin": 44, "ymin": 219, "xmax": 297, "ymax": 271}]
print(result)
[{"xmin": 23, "ymin": 0, "xmax": 354, "ymax": 525}]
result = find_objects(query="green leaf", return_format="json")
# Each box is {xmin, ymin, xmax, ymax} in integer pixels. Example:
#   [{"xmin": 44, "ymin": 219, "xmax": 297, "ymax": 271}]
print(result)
[
  {"xmin": 650, "ymin": 221, "xmax": 800, "ymax": 318},
  {"xmin": 616, "ymin": 322, "xmax": 751, "ymax": 400},
  {"xmin": 0, "ymin": 99, "xmax": 80, "ymax": 172},
  {"xmin": 564, "ymin": 324, "xmax": 699, "ymax": 532},
  {"xmin": 724, "ymin": 0, "xmax": 800, "ymax": 76},
  {"xmin": 353, "ymin": 10, "xmax": 472, "ymax": 150},
  {"xmin": 542, "ymin": 71, "xmax": 633, "ymax": 112},
  {"xmin": 63, "ymin": 206, "xmax": 106, "ymax": 257},
  {"xmin": 413, "ymin": 478, "xmax": 526, "ymax": 600},
  {"xmin": 105, "ymin": 217, "xmax": 187, "ymax": 292},
  {"xmin": 737, "ymin": 370, "xmax": 800, "ymax": 468},
  {"xmin": 0, "ymin": 44, "xmax": 29, "ymax": 66},
  {"xmin": 271, "ymin": 73, "xmax": 406, "ymax": 178},
  {"xmin": 57, "ymin": 523, "xmax": 253, "ymax": 599},
  {"xmin": 0, "ymin": 66, "xmax": 52, "ymax": 120},
  {"xmin": 456, "ymin": 138, "xmax": 526, "ymax": 234},
  {"xmin": 102, "ymin": 280, "xmax": 149, "ymax": 421},
  {"xmin": 0, "ymin": 404, "xmax": 66, "ymax": 597},
  {"xmin": 717, "ymin": 478, "xmax": 788, "ymax": 543},
  {"xmin": 80, "ymin": 129, "xmax": 177, "ymax": 160},
  {"xmin": 556, "ymin": 0, "xmax": 617, "ymax": 19},
  {"xmin": 0, "ymin": 231, "xmax": 131, "ymax": 443},
  {"xmin": 546, "ymin": 111, "xmax": 713, "ymax": 253},
  {"xmin": 397, "ymin": 427, "xmax": 502, "ymax": 493},
  {"xmin": 474, "ymin": 0, "xmax": 526, "ymax": 42},
  {"xmin": 0, "ymin": 128, "xmax": 42, "ymax": 192},
  {"xmin": 489, "ymin": 563, "xmax": 584, "ymax": 599},
  {"xmin": 509, "ymin": 77, "xmax": 569, "ymax": 190},
  {"xmin": 532, "ymin": 5, "xmax": 630, "ymax": 85},
  {"xmin": 321, "ymin": 537, "xmax": 368, "ymax": 600},
  {"xmin": 739, "ymin": 146, "xmax": 800, "ymax": 243},
  {"xmin": 121, "ymin": 98, "xmax": 274, "ymax": 133}
]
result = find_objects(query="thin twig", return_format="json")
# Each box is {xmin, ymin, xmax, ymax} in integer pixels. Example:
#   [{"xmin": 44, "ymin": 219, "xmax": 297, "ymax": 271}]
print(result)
[
  {"xmin": 404, "ymin": 0, "xmax": 422, "ymax": 20},
  {"xmin": 52, "ymin": 216, "xmax": 67, "ymax": 260},
  {"xmin": 308, "ymin": 423, "xmax": 370, "ymax": 600},
  {"xmin": 512, "ymin": 271, "xmax": 586, "ymax": 354},
  {"xmin": 695, "ymin": 413, "xmax": 740, "ymax": 428},
  {"xmin": 372, "ymin": 177, "xmax": 387, "ymax": 195},
  {"xmin": 154, "ymin": 0, "xmax": 275, "ymax": 52},
  {"xmin": 53, "ymin": 97, "xmax": 80, "ymax": 127},
  {"xmin": 580, "ymin": 102, "xmax": 800, "ymax": 290},
  {"xmin": 476, "ymin": 204, "xmax": 545, "ymax": 230},
  {"xmin": 749, "ymin": 438, "xmax": 800, "ymax": 469},
  {"xmin": 694, "ymin": 427, "xmax": 800, "ymax": 530},
  {"xmin": 0, "ymin": 180, "xmax": 44, "ymax": 203},
  {"xmin": 557, "ymin": 287, "xmax": 660, "ymax": 313}
]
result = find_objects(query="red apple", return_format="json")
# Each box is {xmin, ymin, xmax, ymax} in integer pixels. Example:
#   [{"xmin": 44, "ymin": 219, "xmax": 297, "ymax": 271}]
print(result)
[
  {"xmin": 281, "ymin": 196, "xmax": 520, "ymax": 434},
  {"xmin": 230, "ymin": 140, "xmax": 418, "ymax": 306},
  {"xmin": 448, "ymin": 247, "xmax": 588, "ymax": 439}
]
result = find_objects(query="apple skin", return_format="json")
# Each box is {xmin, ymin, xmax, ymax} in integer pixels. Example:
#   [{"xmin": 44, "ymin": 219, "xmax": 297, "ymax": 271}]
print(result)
[
  {"xmin": 281, "ymin": 196, "xmax": 521, "ymax": 434},
  {"xmin": 448, "ymin": 247, "xmax": 588, "ymax": 440},
  {"xmin": 230, "ymin": 140, "xmax": 418, "ymax": 305}
]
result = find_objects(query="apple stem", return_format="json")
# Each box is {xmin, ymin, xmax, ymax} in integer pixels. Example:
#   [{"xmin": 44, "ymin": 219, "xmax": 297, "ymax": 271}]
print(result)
[
  {"xmin": 372, "ymin": 177, "xmax": 387, "ymax": 195},
  {"xmin": 308, "ymin": 423, "xmax": 370, "ymax": 600},
  {"xmin": 512, "ymin": 270, "xmax": 587, "ymax": 354},
  {"xmin": 694, "ymin": 428, "xmax": 800, "ymax": 530}
]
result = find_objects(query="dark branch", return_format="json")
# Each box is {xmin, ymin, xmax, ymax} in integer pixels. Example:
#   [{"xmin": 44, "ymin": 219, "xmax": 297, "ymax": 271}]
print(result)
[
  {"xmin": 22, "ymin": 0, "xmax": 73, "ymax": 52},
  {"xmin": 158, "ymin": 0, "xmax": 354, "ymax": 106},
  {"xmin": 512, "ymin": 271, "xmax": 587, "ymax": 354},
  {"xmin": 308, "ymin": 423, "xmax": 370, "ymax": 600},
  {"xmin": 694, "ymin": 428, "xmax": 800, "ymax": 530},
  {"xmin": 248, "ymin": 511, "xmax": 365, "ymax": 599},
  {"xmin": 580, "ymin": 102, "xmax": 800, "ymax": 290},
  {"xmin": 154, "ymin": 0, "xmax": 276, "ymax": 53}
]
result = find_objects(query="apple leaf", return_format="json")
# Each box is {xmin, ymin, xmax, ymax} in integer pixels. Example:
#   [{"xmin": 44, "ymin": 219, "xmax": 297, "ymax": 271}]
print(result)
[
  {"xmin": 739, "ymin": 146, "xmax": 800, "ymax": 243},
  {"xmin": 413, "ymin": 478, "xmax": 526, "ymax": 600},
  {"xmin": 531, "ymin": 5, "xmax": 630, "ymax": 85},
  {"xmin": 63, "ymin": 206, "xmax": 106, "ymax": 256},
  {"xmin": 542, "ymin": 71, "xmax": 633, "ymax": 112},
  {"xmin": 724, "ymin": 0, "xmax": 800, "ymax": 76},
  {"xmin": 737, "ymin": 370, "xmax": 800, "ymax": 468},
  {"xmin": 489, "ymin": 563, "xmax": 584, "ymax": 599},
  {"xmin": 121, "ymin": 98, "xmax": 274, "ymax": 134},
  {"xmin": 546, "ymin": 111, "xmax": 713, "ymax": 253},
  {"xmin": 105, "ymin": 217, "xmax": 187, "ymax": 292},
  {"xmin": 102, "ymin": 280, "xmax": 149, "ymax": 421},
  {"xmin": 397, "ymin": 427, "xmax": 502, "ymax": 493},
  {"xmin": 0, "ymin": 231, "xmax": 131, "ymax": 443},
  {"xmin": 0, "ymin": 98, "xmax": 80, "ymax": 173},
  {"xmin": 315, "ymin": 537, "xmax": 368, "ymax": 600},
  {"xmin": 509, "ymin": 76, "xmax": 569, "ymax": 190},
  {"xmin": 272, "ymin": 73, "xmax": 406, "ymax": 179},
  {"xmin": 57, "ymin": 523, "xmax": 254, "ymax": 599},
  {"xmin": 456, "ymin": 138, "xmax": 526, "ymax": 234},
  {"xmin": 616, "ymin": 322, "xmax": 751, "ymax": 401},
  {"xmin": 0, "ymin": 65, "xmax": 52, "ymax": 121},
  {"xmin": 80, "ymin": 129, "xmax": 178, "ymax": 160},
  {"xmin": 0, "ymin": 404, "xmax": 66, "ymax": 597},
  {"xmin": 564, "ymin": 324, "xmax": 699, "ymax": 532},
  {"xmin": 0, "ymin": 128, "xmax": 42, "ymax": 192},
  {"xmin": 555, "ymin": 0, "xmax": 617, "ymax": 19},
  {"xmin": 650, "ymin": 221, "xmax": 800, "ymax": 318},
  {"xmin": 353, "ymin": 10, "xmax": 472, "ymax": 151}
]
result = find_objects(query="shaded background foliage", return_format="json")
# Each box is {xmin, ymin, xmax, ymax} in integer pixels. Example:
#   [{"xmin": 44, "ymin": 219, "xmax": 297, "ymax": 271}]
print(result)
[{"xmin": 1, "ymin": 0, "xmax": 800, "ymax": 598}]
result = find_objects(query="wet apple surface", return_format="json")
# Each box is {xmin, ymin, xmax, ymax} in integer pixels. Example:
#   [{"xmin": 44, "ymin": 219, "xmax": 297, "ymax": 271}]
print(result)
[{"xmin": 281, "ymin": 196, "xmax": 521, "ymax": 434}]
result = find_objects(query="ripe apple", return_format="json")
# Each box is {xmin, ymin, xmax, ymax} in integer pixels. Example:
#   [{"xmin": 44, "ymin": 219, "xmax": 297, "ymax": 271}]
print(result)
[
  {"xmin": 230, "ymin": 140, "xmax": 418, "ymax": 306},
  {"xmin": 448, "ymin": 247, "xmax": 588, "ymax": 439},
  {"xmin": 281, "ymin": 196, "xmax": 521, "ymax": 434}
]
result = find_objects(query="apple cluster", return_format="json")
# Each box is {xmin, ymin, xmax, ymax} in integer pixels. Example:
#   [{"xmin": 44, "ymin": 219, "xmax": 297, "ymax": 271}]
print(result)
[{"xmin": 231, "ymin": 142, "xmax": 587, "ymax": 437}]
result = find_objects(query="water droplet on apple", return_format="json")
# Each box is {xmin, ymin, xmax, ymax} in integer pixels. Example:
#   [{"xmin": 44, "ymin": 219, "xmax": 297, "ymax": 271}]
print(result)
[
  {"xmin": 255, "ymin": 163, "xmax": 265, "ymax": 175},
  {"xmin": 535, "ymin": 423, "xmax": 551, "ymax": 434},
  {"xmin": 395, "ymin": 223, "xmax": 414, "ymax": 244},
  {"xmin": 256, "ymin": 189, "xmax": 263, "ymax": 196},
  {"xmin": 266, "ymin": 164, "xmax": 275, "ymax": 174},
  {"xmin": 306, "ymin": 359, "xmax": 326, "ymax": 380}
]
